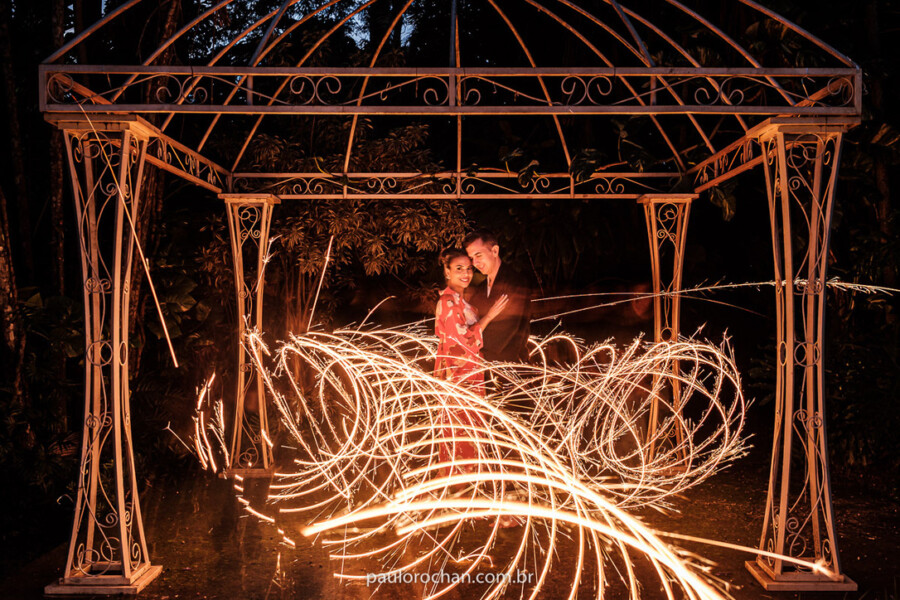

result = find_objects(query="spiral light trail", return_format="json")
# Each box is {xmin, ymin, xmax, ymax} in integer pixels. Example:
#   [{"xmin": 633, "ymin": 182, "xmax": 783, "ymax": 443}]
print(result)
[{"xmin": 190, "ymin": 327, "xmax": 836, "ymax": 599}]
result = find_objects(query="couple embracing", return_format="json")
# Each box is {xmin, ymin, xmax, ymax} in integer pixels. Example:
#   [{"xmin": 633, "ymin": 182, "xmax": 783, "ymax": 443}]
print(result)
[
  {"xmin": 432, "ymin": 229, "xmax": 532, "ymax": 487},
  {"xmin": 434, "ymin": 229, "xmax": 532, "ymax": 386}
]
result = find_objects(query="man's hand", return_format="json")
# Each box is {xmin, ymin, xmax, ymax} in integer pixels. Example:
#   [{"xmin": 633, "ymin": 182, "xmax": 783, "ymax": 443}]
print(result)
[{"xmin": 481, "ymin": 294, "xmax": 509, "ymax": 328}]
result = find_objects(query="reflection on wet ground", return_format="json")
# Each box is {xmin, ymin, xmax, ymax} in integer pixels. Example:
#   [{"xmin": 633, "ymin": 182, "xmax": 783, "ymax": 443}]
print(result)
[{"xmin": 3, "ymin": 443, "xmax": 898, "ymax": 600}]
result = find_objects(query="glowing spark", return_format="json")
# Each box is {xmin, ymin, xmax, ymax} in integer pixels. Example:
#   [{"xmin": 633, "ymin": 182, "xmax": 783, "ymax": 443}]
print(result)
[
  {"xmin": 532, "ymin": 278, "xmax": 898, "ymax": 322},
  {"xmin": 180, "ymin": 268, "xmax": 899, "ymax": 595},
  {"xmin": 197, "ymin": 410, "xmax": 216, "ymax": 473},
  {"xmin": 244, "ymin": 505, "xmax": 276, "ymax": 524},
  {"xmin": 210, "ymin": 399, "xmax": 230, "ymax": 468},
  {"xmin": 195, "ymin": 372, "xmax": 216, "ymax": 410},
  {"xmin": 307, "ymin": 235, "xmax": 334, "ymax": 328},
  {"xmin": 262, "ymin": 428, "xmax": 274, "ymax": 449},
  {"xmin": 188, "ymin": 325, "xmax": 752, "ymax": 599},
  {"xmin": 192, "ymin": 416, "xmax": 208, "ymax": 471}
]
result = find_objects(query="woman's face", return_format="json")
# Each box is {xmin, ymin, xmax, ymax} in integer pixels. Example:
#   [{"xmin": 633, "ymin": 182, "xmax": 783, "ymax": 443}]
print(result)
[{"xmin": 445, "ymin": 256, "xmax": 474, "ymax": 290}]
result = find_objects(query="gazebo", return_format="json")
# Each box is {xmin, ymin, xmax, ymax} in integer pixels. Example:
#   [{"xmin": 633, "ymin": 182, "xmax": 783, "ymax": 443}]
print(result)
[{"xmin": 39, "ymin": 0, "xmax": 861, "ymax": 595}]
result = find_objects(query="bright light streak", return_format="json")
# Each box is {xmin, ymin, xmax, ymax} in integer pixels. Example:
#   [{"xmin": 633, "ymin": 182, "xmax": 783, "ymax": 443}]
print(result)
[
  {"xmin": 244, "ymin": 504, "xmax": 276, "ymax": 524},
  {"xmin": 531, "ymin": 277, "xmax": 899, "ymax": 322},
  {"xmin": 188, "ymin": 373, "xmax": 221, "ymax": 471},
  {"xmin": 74, "ymin": 104, "xmax": 180, "ymax": 367},
  {"xmin": 195, "ymin": 372, "xmax": 216, "ymax": 410},
  {"xmin": 192, "ymin": 416, "xmax": 208, "ymax": 471},
  {"xmin": 190, "ymin": 325, "xmax": 760, "ymax": 599},
  {"xmin": 197, "ymin": 410, "xmax": 216, "ymax": 473}
]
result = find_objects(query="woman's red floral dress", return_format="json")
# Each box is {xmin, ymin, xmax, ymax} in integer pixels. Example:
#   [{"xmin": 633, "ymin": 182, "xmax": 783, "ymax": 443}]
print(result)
[{"xmin": 434, "ymin": 287, "xmax": 487, "ymax": 476}]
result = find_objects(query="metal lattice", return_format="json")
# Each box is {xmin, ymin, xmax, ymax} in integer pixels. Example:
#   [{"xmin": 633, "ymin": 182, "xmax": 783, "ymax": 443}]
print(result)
[
  {"xmin": 45, "ymin": 121, "xmax": 162, "ymax": 596},
  {"xmin": 640, "ymin": 194, "xmax": 694, "ymax": 466},
  {"xmin": 222, "ymin": 194, "xmax": 278, "ymax": 476},
  {"xmin": 745, "ymin": 122, "xmax": 855, "ymax": 591}
]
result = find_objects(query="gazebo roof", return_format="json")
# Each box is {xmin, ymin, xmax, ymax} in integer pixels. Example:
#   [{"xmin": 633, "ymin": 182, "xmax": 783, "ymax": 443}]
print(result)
[{"xmin": 40, "ymin": 0, "xmax": 861, "ymax": 199}]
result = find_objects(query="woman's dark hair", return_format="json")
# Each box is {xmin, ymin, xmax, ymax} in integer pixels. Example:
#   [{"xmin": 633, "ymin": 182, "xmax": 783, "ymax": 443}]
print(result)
[{"xmin": 439, "ymin": 247, "xmax": 468, "ymax": 269}]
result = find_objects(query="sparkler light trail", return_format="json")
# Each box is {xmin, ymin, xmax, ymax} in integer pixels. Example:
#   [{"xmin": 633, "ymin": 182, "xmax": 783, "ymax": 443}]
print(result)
[
  {"xmin": 532, "ymin": 277, "xmax": 897, "ymax": 322},
  {"xmin": 190, "ymin": 325, "xmax": 775, "ymax": 599}
]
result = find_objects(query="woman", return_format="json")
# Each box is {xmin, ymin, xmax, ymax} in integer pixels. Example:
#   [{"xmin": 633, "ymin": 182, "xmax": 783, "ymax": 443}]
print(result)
[{"xmin": 434, "ymin": 248, "xmax": 508, "ymax": 478}]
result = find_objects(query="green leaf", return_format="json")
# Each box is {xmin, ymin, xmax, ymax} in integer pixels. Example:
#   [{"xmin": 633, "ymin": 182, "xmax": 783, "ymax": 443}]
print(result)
[{"xmin": 709, "ymin": 183, "xmax": 738, "ymax": 221}]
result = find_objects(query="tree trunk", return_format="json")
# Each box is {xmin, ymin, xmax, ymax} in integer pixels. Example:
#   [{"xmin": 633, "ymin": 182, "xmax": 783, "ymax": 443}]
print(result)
[
  {"xmin": 128, "ymin": 167, "xmax": 166, "ymax": 377},
  {"xmin": 50, "ymin": 0, "xmax": 66, "ymax": 296},
  {"xmin": 0, "ymin": 184, "xmax": 27, "ymax": 412},
  {"xmin": 128, "ymin": 0, "xmax": 181, "ymax": 376},
  {"xmin": 864, "ymin": 0, "xmax": 894, "ymax": 285},
  {"xmin": 367, "ymin": 0, "xmax": 402, "ymax": 54},
  {"xmin": 74, "ymin": 0, "xmax": 103, "ymax": 64},
  {"xmin": 44, "ymin": 0, "xmax": 70, "ymax": 430},
  {"xmin": 0, "ymin": 0, "xmax": 34, "ymax": 284},
  {"xmin": 0, "ymin": 182, "xmax": 17, "ymax": 359}
]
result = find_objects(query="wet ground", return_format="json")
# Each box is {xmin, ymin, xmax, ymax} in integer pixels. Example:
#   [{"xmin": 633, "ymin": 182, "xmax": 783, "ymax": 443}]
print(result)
[{"xmin": 2, "ymin": 437, "xmax": 898, "ymax": 600}]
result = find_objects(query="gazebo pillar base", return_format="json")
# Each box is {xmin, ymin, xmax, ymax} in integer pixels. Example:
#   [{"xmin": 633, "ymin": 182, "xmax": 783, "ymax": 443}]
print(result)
[
  {"xmin": 745, "ymin": 561, "xmax": 857, "ymax": 592},
  {"xmin": 45, "ymin": 564, "xmax": 162, "ymax": 597},
  {"xmin": 221, "ymin": 466, "xmax": 275, "ymax": 479}
]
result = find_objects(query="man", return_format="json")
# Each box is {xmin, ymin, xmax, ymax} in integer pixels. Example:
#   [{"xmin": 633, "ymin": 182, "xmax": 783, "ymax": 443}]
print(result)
[{"xmin": 463, "ymin": 229, "xmax": 532, "ymax": 362}]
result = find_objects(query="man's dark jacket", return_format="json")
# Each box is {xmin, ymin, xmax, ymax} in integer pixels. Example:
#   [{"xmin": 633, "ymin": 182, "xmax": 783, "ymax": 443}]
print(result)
[{"xmin": 469, "ymin": 263, "xmax": 532, "ymax": 362}]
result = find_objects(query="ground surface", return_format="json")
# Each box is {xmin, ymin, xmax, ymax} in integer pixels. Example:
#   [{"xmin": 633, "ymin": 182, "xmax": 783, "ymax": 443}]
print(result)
[{"xmin": 2, "ymin": 435, "xmax": 898, "ymax": 600}]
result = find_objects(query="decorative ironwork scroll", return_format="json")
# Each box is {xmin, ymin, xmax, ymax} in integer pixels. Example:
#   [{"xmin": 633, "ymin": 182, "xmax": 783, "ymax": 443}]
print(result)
[
  {"xmin": 46, "ymin": 122, "xmax": 162, "ymax": 595},
  {"xmin": 221, "ymin": 194, "xmax": 278, "ymax": 477},
  {"xmin": 40, "ymin": 66, "xmax": 860, "ymax": 116},
  {"xmin": 639, "ymin": 194, "xmax": 695, "ymax": 465},
  {"xmin": 146, "ymin": 137, "xmax": 228, "ymax": 192},
  {"xmin": 745, "ymin": 124, "xmax": 856, "ymax": 591},
  {"xmin": 689, "ymin": 117, "xmax": 861, "ymax": 193},
  {"xmin": 44, "ymin": 114, "xmax": 228, "ymax": 195},
  {"xmin": 692, "ymin": 137, "xmax": 759, "ymax": 192},
  {"xmin": 232, "ymin": 171, "xmax": 678, "ymax": 200}
]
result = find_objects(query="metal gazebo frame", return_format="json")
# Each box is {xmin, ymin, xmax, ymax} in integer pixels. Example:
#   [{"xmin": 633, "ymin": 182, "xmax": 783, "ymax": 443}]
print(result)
[{"xmin": 40, "ymin": 0, "xmax": 862, "ymax": 595}]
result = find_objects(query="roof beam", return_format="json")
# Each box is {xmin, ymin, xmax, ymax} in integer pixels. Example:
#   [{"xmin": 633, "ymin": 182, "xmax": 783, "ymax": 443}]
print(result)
[
  {"xmin": 40, "ymin": 65, "xmax": 861, "ymax": 117},
  {"xmin": 231, "ymin": 170, "xmax": 679, "ymax": 199},
  {"xmin": 689, "ymin": 116, "xmax": 860, "ymax": 192}
]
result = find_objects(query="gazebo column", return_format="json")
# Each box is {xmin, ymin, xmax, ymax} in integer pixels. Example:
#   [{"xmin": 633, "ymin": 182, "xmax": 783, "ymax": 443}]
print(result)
[
  {"xmin": 46, "ymin": 120, "xmax": 162, "ymax": 595},
  {"xmin": 220, "ymin": 193, "xmax": 279, "ymax": 477},
  {"xmin": 638, "ymin": 194, "xmax": 696, "ymax": 464},
  {"xmin": 746, "ymin": 123, "xmax": 856, "ymax": 591}
]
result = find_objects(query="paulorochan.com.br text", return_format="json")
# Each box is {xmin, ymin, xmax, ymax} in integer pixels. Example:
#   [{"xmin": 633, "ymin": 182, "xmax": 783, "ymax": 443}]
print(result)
[{"xmin": 366, "ymin": 570, "xmax": 534, "ymax": 586}]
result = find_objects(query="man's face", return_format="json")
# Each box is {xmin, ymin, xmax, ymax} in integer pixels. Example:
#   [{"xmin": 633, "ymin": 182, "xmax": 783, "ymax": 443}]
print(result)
[{"xmin": 465, "ymin": 238, "xmax": 500, "ymax": 278}]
